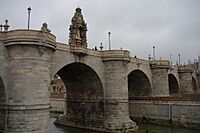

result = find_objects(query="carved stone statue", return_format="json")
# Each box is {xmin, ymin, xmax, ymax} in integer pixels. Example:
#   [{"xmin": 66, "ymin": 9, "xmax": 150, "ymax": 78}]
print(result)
[
  {"xmin": 41, "ymin": 23, "xmax": 51, "ymax": 33},
  {"xmin": 69, "ymin": 7, "xmax": 87, "ymax": 47}
]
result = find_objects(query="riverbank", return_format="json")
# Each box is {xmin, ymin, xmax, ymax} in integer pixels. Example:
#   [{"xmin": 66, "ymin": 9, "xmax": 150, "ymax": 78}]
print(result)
[{"xmin": 129, "ymin": 95, "xmax": 200, "ymax": 130}]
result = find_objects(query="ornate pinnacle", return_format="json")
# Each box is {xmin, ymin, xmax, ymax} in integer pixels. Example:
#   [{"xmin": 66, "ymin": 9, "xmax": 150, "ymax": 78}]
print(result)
[{"xmin": 69, "ymin": 7, "xmax": 87, "ymax": 47}]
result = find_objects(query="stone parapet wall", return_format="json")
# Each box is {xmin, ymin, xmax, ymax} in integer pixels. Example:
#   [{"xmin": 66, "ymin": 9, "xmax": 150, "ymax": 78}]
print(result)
[
  {"xmin": 101, "ymin": 50, "xmax": 130, "ymax": 61},
  {"xmin": 150, "ymin": 60, "xmax": 170, "ymax": 69},
  {"xmin": 151, "ymin": 60, "xmax": 170, "ymax": 66},
  {"xmin": 178, "ymin": 65, "xmax": 194, "ymax": 73},
  {"xmin": 130, "ymin": 57, "xmax": 150, "ymax": 65},
  {"xmin": 56, "ymin": 43, "xmax": 131, "ymax": 59},
  {"xmin": 4, "ymin": 29, "xmax": 56, "ymax": 43}
]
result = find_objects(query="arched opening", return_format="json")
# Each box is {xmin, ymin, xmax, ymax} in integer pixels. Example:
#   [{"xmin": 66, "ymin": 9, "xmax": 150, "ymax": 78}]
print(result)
[
  {"xmin": 49, "ymin": 75, "xmax": 66, "ymax": 116},
  {"xmin": 50, "ymin": 75, "xmax": 65, "ymax": 94},
  {"xmin": 128, "ymin": 70, "xmax": 152, "ymax": 97},
  {"xmin": 128, "ymin": 70, "xmax": 152, "ymax": 122},
  {"xmin": 192, "ymin": 77, "xmax": 198, "ymax": 93},
  {"xmin": 168, "ymin": 74, "xmax": 179, "ymax": 95},
  {"xmin": 55, "ymin": 62, "xmax": 104, "ymax": 128}
]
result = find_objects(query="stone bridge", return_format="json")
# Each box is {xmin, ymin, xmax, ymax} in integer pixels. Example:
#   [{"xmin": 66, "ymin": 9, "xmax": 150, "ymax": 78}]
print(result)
[{"xmin": 0, "ymin": 8, "xmax": 199, "ymax": 133}]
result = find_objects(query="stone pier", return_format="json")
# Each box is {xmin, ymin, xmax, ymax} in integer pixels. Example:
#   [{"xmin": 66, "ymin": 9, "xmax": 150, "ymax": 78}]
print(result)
[
  {"xmin": 102, "ymin": 51, "xmax": 138, "ymax": 132},
  {"xmin": 1, "ymin": 30, "xmax": 56, "ymax": 133},
  {"xmin": 151, "ymin": 60, "xmax": 170, "ymax": 96},
  {"xmin": 178, "ymin": 67, "xmax": 195, "ymax": 94}
]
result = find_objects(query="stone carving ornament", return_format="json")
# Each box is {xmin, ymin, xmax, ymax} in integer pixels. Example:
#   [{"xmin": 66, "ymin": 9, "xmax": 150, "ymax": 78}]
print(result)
[{"xmin": 69, "ymin": 7, "xmax": 87, "ymax": 47}]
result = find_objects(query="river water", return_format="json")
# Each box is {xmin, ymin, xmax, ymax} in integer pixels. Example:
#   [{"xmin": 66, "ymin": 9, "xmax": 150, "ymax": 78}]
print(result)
[{"xmin": 50, "ymin": 118, "xmax": 200, "ymax": 133}]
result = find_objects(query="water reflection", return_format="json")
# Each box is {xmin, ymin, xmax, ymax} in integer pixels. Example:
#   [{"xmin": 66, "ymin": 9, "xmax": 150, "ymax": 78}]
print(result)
[
  {"xmin": 50, "ymin": 118, "xmax": 100, "ymax": 133},
  {"xmin": 50, "ymin": 118, "xmax": 200, "ymax": 133}
]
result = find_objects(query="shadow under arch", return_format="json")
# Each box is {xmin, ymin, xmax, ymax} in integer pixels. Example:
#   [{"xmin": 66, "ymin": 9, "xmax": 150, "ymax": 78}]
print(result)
[
  {"xmin": 192, "ymin": 77, "xmax": 198, "ymax": 93},
  {"xmin": 168, "ymin": 74, "xmax": 179, "ymax": 95},
  {"xmin": 56, "ymin": 62, "xmax": 104, "ymax": 128},
  {"xmin": 128, "ymin": 69, "xmax": 152, "ymax": 97}
]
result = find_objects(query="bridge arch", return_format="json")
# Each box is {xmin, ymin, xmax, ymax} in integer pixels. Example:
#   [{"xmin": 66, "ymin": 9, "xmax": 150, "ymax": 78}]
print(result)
[
  {"xmin": 168, "ymin": 74, "xmax": 179, "ymax": 95},
  {"xmin": 192, "ymin": 77, "xmax": 198, "ymax": 93},
  {"xmin": 128, "ymin": 69, "xmax": 152, "ymax": 97},
  {"xmin": 55, "ymin": 62, "xmax": 104, "ymax": 128}
]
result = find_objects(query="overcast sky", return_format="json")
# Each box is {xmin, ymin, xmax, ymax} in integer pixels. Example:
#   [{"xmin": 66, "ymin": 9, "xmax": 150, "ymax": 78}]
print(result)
[{"xmin": 0, "ymin": 0, "xmax": 199, "ymax": 64}]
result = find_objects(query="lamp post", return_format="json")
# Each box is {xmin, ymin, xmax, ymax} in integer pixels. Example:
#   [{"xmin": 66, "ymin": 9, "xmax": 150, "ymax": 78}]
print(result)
[
  {"xmin": 108, "ymin": 32, "xmax": 111, "ymax": 50},
  {"xmin": 153, "ymin": 46, "xmax": 155, "ymax": 60},
  {"xmin": 170, "ymin": 54, "xmax": 172, "ymax": 65},
  {"xmin": 27, "ymin": 7, "xmax": 31, "ymax": 30},
  {"xmin": 178, "ymin": 53, "xmax": 181, "ymax": 65}
]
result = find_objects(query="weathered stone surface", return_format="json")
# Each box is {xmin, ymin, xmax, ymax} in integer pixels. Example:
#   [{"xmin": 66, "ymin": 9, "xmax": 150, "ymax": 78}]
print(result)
[
  {"xmin": 197, "ymin": 74, "xmax": 200, "ymax": 93},
  {"xmin": 179, "ymin": 72, "xmax": 194, "ymax": 93},
  {"xmin": 0, "ymin": 29, "xmax": 200, "ymax": 132},
  {"xmin": 0, "ymin": 8, "xmax": 199, "ymax": 133},
  {"xmin": 152, "ymin": 68, "xmax": 170, "ymax": 96},
  {"xmin": 103, "ymin": 60, "xmax": 138, "ymax": 132},
  {"xmin": 129, "ymin": 100, "xmax": 200, "ymax": 128},
  {"xmin": 0, "ymin": 30, "xmax": 56, "ymax": 133}
]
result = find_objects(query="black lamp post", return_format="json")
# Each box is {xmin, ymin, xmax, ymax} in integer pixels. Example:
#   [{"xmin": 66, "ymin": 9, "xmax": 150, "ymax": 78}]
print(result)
[
  {"xmin": 178, "ymin": 53, "xmax": 181, "ymax": 65},
  {"xmin": 27, "ymin": 7, "xmax": 31, "ymax": 30},
  {"xmin": 108, "ymin": 32, "xmax": 111, "ymax": 50},
  {"xmin": 153, "ymin": 46, "xmax": 155, "ymax": 60}
]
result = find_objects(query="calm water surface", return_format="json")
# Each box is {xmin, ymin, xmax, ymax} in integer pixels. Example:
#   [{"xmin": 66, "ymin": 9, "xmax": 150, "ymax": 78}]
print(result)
[{"xmin": 50, "ymin": 118, "xmax": 200, "ymax": 133}]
